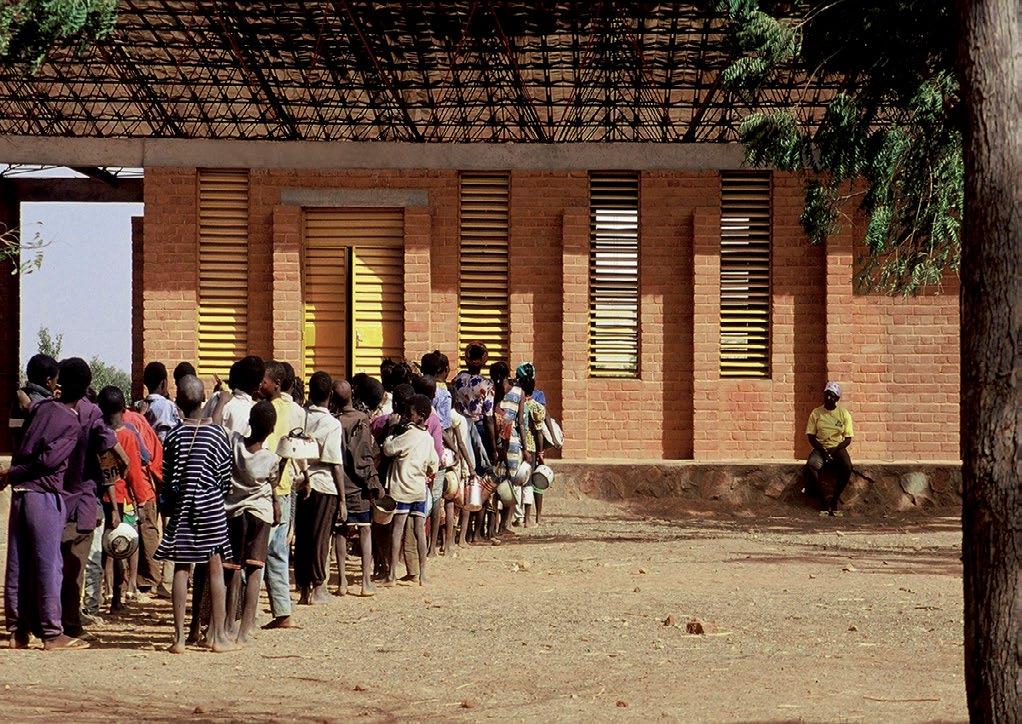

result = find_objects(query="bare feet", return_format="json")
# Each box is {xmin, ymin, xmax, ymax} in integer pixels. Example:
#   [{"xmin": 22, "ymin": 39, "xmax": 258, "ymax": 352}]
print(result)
[
  {"xmin": 397, "ymin": 574, "xmax": 419, "ymax": 586},
  {"xmin": 379, "ymin": 578, "xmax": 395, "ymax": 588},
  {"xmin": 297, "ymin": 587, "xmax": 311, "ymax": 605},
  {"xmin": 167, "ymin": 639, "xmax": 186, "ymax": 654},
  {"xmin": 354, "ymin": 586, "xmax": 376, "ymax": 597},
  {"xmin": 312, "ymin": 585, "xmax": 332, "ymax": 604},
  {"xmin": 185, "ymin": 631, "xmax": 204, "ymax": 646},
  {"xmin": 333, "ymin": 587, "xmax": 346, "ymax": 597},
  {"xmin": 261, "ymin": 616, "xmax": 299, "ymax": 630},
  {"xmin": 210, "ymin": 638, "xmax": 242, "ymax": 653}
]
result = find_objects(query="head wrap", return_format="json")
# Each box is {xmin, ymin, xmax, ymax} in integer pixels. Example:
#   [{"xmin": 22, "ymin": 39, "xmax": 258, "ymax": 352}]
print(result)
[
  {"xmin": 824, "ymin": 381, "xmax": 842, "ymax": 398},
  {"xmin": 515, "ymin": 362, "xmax": 536, "ymax": 382}
]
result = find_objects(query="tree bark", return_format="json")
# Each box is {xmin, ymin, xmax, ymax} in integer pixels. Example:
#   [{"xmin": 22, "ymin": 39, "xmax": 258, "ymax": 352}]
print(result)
[{"xmin": 955, "ymin": 0, "xmax": 1022, "ymax": 720}]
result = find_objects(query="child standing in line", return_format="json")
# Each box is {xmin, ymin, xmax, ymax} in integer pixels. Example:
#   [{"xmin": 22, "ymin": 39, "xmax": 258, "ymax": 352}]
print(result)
[
  {"xmin": 154, "ymin": 375, "xmax": 237, "ymax": 654},
  {"xmin": 97, "ymin": 386, "xmax": 149, "ymax": 611},
  {"xmin": 142, "ymin": 362, "xmax": 180, "ymax": 443},
  {"xmin": 382, "ymin": 394, "xmax": 439, "ymax": 587},
  {"xmin": 224, "ymin": 401, "xmax": 280, "ymax": 645}
]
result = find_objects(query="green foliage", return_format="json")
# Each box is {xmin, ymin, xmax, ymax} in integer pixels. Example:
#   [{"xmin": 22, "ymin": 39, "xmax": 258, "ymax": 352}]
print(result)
[
  {"xmin": 1, "ymin": 221, "xmax": 50, "ymax": 275},
  {"xmin": 0, "ymin": 0, "xmax": 117, "ymax": 71},
  {"xmin": 88, "ymin": 356, "xmax": 132, "ymax": 402},
  {"xmin": 35, "ymin": 326, "xmax": 132, "ymax": 399},
  {"xmin": 36, "ymin": 326, "xmax": 62, "ymax": 359},
  {"xmin": 721, "ymin": 0, "xmax": 962, "ymax": 294}
]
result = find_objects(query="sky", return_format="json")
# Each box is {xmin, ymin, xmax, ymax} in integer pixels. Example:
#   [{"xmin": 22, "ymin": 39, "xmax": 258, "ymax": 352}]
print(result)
[{"xmin": 18, "ymin": 199, "xmax": 141, "ymax": 371}]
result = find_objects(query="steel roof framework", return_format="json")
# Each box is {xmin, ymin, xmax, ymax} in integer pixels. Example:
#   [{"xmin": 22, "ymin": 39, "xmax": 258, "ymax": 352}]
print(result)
[{"xmin": 0, "ymin": 1, "xmax": 834, "ymax": 143}]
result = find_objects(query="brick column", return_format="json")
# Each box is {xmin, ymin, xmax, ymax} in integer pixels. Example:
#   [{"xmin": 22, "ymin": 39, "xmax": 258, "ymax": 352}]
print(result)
[
  {"xmin": 825, "ymin": 222, "xmax": 855, "ymax": 395},
  {"xmin": 142, "ymin": 168, "xmax": 199, "ymax": 384},
  {"xmin": 131, "ymin": 216, "xmax": 144, "ymax": 399},
  {"xmin": 692, "ymin": 207, "xmax": 721, "ymax": 459},
  {"xmin": 403, "ymin": 206, "xmax": 431, "ymax": 360},
  {"xmin": 560, "ymin": 208, "xmax": 589, "ymax": 459},
  {"xmin": 0, "ymin": 180, "xmax": 19, "ymax": 453},
  {"xmin": 272, "ymin": 205, "xmax": 304, "ymax": 366}
]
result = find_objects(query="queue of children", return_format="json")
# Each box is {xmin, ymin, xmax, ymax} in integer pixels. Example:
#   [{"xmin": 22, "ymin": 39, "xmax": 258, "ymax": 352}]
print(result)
[{"xmin": 2, "ymin": 341, "xmax": 560, "ymax": 653}]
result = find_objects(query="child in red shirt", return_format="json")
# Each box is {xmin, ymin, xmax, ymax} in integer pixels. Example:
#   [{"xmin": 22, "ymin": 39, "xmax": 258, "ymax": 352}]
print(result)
[
  {"xmin": 98, "ymin": 386, "xmax": 148, "ymax": 611},
  {"xmin": 123, "ymin": 408, "xmax": 165, "ymax": 597}
]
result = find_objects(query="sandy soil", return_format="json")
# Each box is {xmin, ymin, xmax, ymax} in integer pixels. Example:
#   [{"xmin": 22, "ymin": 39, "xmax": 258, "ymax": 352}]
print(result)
[{"xmin": 0, "ymin": 491, "xmax": 966, "ymax": 722}]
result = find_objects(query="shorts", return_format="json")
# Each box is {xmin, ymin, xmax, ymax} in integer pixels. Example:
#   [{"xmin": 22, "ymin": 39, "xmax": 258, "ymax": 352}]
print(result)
[
  {"xmin": 346, "ymin": 509, "xmax": 373, "ymax": 527},
  {"xmin": 394, "ymin": 499, "xmax": 428, "ymax": 517},
  {"xmin": 430, "ymin": 473, "xmax": 445, "ymax": 502},
  {"xmin": 226, "ymin": 511, "xmax": 271, "ymax": 569}
]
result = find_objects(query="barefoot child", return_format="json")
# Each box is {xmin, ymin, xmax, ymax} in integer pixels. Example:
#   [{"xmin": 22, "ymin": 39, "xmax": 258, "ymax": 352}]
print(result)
[
  {"xmin": 154, "ymin": 375, "xmax": 236, "ymax": 654},
  {"xmin": 382, "ymin": 394, "xmax": 439, "ymax": 587},
  {"xmin": 224, "ymin": 401, "xmax": 280, "ymax": 644},
  {"xmin": 331, "ymin": 380, "xmax": 382, "ymax": 597},
  {"xmin": 97, "ymin": 386, "xmax": 148, "ymax": 611},
  {"xmin": 294, "ymin": 372, "xmax": 346, "ymax": 605}
]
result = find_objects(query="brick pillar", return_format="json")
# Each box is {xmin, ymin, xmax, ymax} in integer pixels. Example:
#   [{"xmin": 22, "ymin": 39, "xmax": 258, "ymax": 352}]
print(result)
[
  {"xmin": 272, "ymin": 205, "xmax": 304, "ymax": 367},
  {"xmin": 825, "ymin": 222, "xmax": 855, "ymax": 395},
  {"xmin": 142, "ymin": 168, "xmax": 199, "ymax": 382},
  {"xmin": 692, "ymin": 207, "xmax": 721, "ymax": 460},
  {"xmin": 131, "ymin": 216, "xmax": 144, "ymax": 400},
  {"xmin": 403, "ymin": 206, "xmax": 431, "ymax": 360},
  {"xmin": 560, "ymin": 208, "xmax": 589, "ymax": 459},
  {"xmin": 0, "ymin": 181, "xmax": 19, "ymax": 453}
]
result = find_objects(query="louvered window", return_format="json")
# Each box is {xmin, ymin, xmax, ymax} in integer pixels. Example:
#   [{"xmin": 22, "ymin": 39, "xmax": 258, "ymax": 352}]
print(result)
[
  {"xmin": 720, "ymin": 171, "xmax": 771, "ymax": 377},
  {"xmin": 589, "ymin": 171, "xmax": 640, "ymax": 377},
  {"xmin": 458, "ymin": 173, "xmax": 510, "ymax": 364},
  {"xmin": 197, "ymin": 169, "xmax": 249, "ymax": 378}
]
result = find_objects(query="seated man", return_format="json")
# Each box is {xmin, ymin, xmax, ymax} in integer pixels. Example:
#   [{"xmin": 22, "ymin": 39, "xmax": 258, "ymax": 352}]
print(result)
[{"xmin": 804, "ymin": 381, "xmax": 854, "ymax": 516}]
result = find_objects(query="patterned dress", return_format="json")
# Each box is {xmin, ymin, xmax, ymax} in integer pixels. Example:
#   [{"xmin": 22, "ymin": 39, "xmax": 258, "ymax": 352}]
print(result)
[
  {"xmin": 497, "ymin": 385, "xmax": 526, "ymax": 477},
  {"xmin": 154, "ymin": 422, "xmax": 233, "ymax": 563}
]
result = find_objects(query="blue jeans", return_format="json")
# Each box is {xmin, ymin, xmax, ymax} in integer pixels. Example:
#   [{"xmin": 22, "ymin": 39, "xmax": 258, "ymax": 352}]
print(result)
[{"xmin": 264, "ymin": 493, "xmax": 293, "ymax": 618}]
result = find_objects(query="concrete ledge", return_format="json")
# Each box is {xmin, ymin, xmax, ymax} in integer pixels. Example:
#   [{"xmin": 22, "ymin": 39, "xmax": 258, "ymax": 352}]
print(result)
[{"xmin": 547, "ymin": 460, "xmax": 962, "ymax": 515}]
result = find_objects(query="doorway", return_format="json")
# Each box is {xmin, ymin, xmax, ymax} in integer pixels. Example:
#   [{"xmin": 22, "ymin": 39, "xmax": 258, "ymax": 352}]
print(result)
[{"xmin": 302, "ymin": 208, "xmax": 404, "ymax": 380}]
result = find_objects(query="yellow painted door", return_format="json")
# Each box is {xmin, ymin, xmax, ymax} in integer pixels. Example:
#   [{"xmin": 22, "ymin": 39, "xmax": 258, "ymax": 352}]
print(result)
[
  {"xmin": 351, "ymin": 242, "xmax": 404, "ymax": 375},
  {"xmin": 302, "ymin": 209, "xmax": 403, "ymax": 380}
]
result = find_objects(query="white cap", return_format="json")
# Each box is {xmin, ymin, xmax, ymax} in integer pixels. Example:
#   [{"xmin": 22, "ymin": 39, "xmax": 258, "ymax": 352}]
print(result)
[{"xmin": 824, "ymin": 381, "xmax": 842, "ymax": 398}]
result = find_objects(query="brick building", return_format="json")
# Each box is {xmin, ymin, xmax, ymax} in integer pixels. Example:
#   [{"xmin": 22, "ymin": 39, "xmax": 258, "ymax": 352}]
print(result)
[{"xmin": 0, "ymin": 4, "xmax": 960, "ymax": 462}]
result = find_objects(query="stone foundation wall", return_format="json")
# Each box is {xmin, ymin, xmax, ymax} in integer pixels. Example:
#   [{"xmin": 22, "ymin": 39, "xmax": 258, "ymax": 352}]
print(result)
[{"xmin": 548, "ymin": 460, "xmax": 962, "ymax": 516}]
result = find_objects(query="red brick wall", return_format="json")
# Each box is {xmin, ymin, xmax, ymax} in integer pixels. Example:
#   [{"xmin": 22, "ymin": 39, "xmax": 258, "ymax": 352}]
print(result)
[
  {"xmin": 0, "ymin": 182, "xmax": 19, "ymax": 453},
  {"xmin": 140, "ymin": 168, "xmax": 200, "ymax": 395},
  {"xmin": 139, "ymin": 167, "xmax": 961, "ymax": 462}
]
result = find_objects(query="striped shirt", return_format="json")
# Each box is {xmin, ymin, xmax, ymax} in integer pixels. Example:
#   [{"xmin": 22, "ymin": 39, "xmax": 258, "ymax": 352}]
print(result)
[{"xmin": 155, "ymin": 421, "xmax": 233, "ymax": 563}]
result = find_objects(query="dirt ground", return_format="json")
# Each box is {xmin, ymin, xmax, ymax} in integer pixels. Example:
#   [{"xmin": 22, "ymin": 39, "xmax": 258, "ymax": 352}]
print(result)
[{"xmin": 0, "ymin": 489, "xmax": 967, "ymax": 722}]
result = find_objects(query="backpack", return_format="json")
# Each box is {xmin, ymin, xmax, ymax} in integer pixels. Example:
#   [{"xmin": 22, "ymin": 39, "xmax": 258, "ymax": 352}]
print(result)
[{"xmin": 543, "ymin": 415, "xmax": 564, "ymax": 449}]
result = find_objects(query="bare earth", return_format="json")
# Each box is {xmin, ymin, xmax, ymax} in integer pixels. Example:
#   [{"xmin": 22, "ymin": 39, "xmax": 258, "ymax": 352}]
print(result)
[{"xmin": 0, "ymin": 490, "xmax": 966, "ymax": 722}]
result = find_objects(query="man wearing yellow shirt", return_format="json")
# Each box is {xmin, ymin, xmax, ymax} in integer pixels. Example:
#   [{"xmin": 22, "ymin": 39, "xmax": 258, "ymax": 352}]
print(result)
[
  {"xmin": 260, "ymin": 361, "xmax": 300, "ymax": 630},
  {"xmin": 805, "ymin": 381, "xmax": 854, "ymax": 516}
]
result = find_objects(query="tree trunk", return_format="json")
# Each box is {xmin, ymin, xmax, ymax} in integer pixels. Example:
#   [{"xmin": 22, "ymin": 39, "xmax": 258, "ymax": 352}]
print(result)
[{"xmin": 955, "ymin": 0, "xmax": 1022, "ymax": 720}]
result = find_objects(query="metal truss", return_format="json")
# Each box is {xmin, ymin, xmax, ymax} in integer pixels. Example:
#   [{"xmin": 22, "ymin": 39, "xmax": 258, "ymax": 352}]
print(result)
[{"xmin": 0, "ymin": 1, "xmax": 836, "ymax": 143}]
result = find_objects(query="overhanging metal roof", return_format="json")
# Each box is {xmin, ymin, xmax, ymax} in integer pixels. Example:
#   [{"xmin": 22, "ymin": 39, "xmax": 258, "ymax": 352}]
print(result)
[{"xmin": 0, "ymin": 1, "xmax": 829, "ymax": 143}]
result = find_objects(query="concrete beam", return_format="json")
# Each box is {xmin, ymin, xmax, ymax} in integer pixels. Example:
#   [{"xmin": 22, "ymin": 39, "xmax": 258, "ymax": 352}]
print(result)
[
  {"xmin": 9, "ymin": 177, "xmax": 143, "ymax": 203},
  {"xmin": 0, "ymin": 136, "xmax": 749, "ymax": 171}
]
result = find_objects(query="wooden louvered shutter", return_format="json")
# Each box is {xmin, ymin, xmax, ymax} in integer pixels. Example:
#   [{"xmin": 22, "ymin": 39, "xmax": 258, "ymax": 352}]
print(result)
[
  {"xmin": 351, "ymin": 235, "xmax": 404, "ymax": 376},
  {"xmin": 589, "ymin": 171, "xmax": 640, "ymax": 378},
  {"xmin": 720, "ymin": 171, "xmax": 771, "ymax": 378},
  {"xmin": 458, "ymin": 173, "xmax": 510, "ymax": 365},
  {"xmin": 197, "ymin": 169, "xmax": 249, "ymax": 378},
  {"xmin": 302, "ymin": 209, "xmax": 404, "ymax": 379},
  {"xmin": 302, "ymin": 213, "xmax": 349, "ymax": 380}
]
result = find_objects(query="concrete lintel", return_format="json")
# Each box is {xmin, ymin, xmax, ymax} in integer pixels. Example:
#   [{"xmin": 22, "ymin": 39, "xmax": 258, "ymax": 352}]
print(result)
[
  {"xmin": 8, "ymin": 177, "xmax": 143, "ymax": 203},
  {"xmin": 0, "ymin": 136, "xmax": 748, "ymax": 171},
  {"xmin": 281, "ymin": 187, "xmax": 428, "ymax": 208}
]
